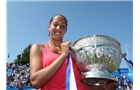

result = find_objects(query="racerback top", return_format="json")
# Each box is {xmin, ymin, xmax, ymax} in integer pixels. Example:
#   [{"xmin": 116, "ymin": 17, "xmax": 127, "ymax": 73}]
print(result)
[{"xmin": 40, "ymin": 43, "xmax": 89, "ymax": 90}]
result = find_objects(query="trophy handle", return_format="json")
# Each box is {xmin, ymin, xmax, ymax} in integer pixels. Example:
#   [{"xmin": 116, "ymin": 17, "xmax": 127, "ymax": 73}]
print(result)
[
  {"xmin": 122, "ymin": 53, "xmax": 127, "ymax": 58},
  {"xmin": 121, "ymin": 52, "xmax": 133, "ymax": 70},
  {"xmin": 69, "ymin": 45, "xmax": 78, "ymax": 53}
]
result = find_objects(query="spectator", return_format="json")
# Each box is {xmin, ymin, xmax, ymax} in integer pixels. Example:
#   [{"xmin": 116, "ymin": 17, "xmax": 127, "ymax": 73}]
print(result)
[{"xmin": 6, "ymin": 63, "xmax": 32, "ymax": 88}]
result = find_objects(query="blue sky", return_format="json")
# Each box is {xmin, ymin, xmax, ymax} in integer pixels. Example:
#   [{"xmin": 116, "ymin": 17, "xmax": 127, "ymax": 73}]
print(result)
[{"xmin": 6, "ymin": 1, "xmax": 133, "ymax": 72}]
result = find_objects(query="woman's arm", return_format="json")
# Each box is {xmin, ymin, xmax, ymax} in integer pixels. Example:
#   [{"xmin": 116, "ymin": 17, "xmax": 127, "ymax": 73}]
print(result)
[{"xmin": 30, "ymin": 41, "xmax": 71, "ymax": 89}]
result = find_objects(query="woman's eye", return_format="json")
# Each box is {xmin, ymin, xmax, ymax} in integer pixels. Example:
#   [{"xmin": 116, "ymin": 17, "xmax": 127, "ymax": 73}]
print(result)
[
  {"xmin": 60, "ymin": 25, "xmax": 66, "ymax": 29},
  {"xmin": 53, "ymin": 23, "xmax": 58, "ymax": 27}
]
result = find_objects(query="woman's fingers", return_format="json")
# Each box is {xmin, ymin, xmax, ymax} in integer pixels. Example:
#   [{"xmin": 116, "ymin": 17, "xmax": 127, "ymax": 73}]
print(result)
[{"xmin": 103, "ymin": 81, "xmax": 118, "ymax": 90}]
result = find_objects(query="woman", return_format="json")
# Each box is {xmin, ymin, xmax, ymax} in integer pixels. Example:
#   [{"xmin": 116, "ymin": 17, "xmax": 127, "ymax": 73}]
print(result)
[{"xmin": 30, "ymin": 14, "xmax": 118, "ymax": 90}]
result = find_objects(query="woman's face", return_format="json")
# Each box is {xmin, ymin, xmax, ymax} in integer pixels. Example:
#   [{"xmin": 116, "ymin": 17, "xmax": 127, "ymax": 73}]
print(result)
[{"xmin": 48, "ymin": 15, "xmax": 67, "ymax": 41}]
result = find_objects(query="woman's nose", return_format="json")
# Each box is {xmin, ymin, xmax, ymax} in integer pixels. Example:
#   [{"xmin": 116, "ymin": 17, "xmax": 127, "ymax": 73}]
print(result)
[{"xmin": 56, "ymin": 25, "xmax": 61, "ymax": 29}]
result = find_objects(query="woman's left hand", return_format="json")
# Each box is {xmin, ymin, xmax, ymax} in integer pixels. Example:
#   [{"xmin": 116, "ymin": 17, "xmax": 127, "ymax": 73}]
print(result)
[
  {"xmin": 103, "ymin": 81, "xmax": 118, "ymax": 90},
  {"xmin": 88, "ymin": 81, "xmax": 118, "ymax": 90}
]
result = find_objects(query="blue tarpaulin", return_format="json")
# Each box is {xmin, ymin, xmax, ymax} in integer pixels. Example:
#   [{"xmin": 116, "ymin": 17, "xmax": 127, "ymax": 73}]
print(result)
[{"xmin": 7, "ymin": 68, "xmax": 13, "ymax": 72}]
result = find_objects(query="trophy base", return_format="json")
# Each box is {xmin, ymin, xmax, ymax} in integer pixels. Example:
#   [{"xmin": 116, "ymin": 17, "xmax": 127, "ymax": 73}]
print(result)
[{"xmin": 81, "ymin": 69, "xmax": 118, "ymax": 86}]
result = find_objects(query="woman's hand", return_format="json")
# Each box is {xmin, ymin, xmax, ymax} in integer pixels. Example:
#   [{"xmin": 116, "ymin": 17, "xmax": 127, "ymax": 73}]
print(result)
[
  {"xmin": 103, "ymin": 81, "xmax": 118, "ymax": 90},
  {"xmin": 88, "ymin": 81, "xmax": 118, "ymax": 90},
  {"xmin": 60, "ymin": 40, "xmax": 71, "ymax": 57}
]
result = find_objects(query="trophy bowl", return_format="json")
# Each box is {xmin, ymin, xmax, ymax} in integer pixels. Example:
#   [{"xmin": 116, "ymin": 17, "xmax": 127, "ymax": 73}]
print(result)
[{"xmin": 69, "ymin": 35, "xmax": 125, "ymax": 86}]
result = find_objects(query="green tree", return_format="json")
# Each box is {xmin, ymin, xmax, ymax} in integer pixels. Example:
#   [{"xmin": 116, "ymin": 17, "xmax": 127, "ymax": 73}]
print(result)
[
  {"xmin": 14, "ymin": 44, "xmax": 32, "ymax": 65},
  {"xmin": 14, "ymin": 54, "xmax": 21, "ymax": 64}
]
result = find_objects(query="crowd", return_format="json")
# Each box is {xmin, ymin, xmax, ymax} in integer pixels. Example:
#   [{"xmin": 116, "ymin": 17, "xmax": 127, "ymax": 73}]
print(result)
[
  {"xmin": 6, "ymin": 63, "xmax": 133, "ymax": 90},
  {"xmin": 117, "ymin": 74, "xmax": 133, "ymax": 90},
  {"xmin": 6, "ymin": 63, "xmax": 31, "ymax": 89}
]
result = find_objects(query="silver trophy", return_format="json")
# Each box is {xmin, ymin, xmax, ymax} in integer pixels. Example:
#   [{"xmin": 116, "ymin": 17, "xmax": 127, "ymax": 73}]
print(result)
[{"xmin": 69, "ymin": 35, "xmax": 126, "ymax": 86}]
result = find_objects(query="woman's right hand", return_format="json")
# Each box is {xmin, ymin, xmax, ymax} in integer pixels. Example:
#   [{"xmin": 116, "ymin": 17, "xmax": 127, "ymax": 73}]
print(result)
[{"xmin": 60, "ymin": 40, "xmax": 71, "ymax": 57}]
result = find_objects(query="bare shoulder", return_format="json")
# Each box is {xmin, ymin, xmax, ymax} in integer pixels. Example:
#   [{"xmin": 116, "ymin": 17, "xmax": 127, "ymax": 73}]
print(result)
[
  {"xmin": 30, "ymin": 43, "xmax": 45, "ymax": 56},
  {"xmin": 31, "ymin": 43, "xmax": 44, "ymax": 49},
  {"xmin": 31, "ymin": 43, "xmax": 44, "ymax": 51}
]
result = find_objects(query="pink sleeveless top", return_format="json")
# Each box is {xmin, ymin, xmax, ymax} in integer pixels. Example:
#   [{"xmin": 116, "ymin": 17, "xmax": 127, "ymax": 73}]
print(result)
[{"xmin": 40, "ymin": 43, "xmax": 89, "ymax": 90}]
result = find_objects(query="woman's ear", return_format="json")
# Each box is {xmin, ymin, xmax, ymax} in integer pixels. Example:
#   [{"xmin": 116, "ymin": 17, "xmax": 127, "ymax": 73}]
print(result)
[
  {"xmin": 47, "ymin": 25, "xmax": 50, "ymax": 36},
  {"xmin": 48, "ymin": 25, "xmax": 50, "ymax": 30},
  {"xmin": 65, "ymin": 27, "xmax": 67, "ymax": 33}
]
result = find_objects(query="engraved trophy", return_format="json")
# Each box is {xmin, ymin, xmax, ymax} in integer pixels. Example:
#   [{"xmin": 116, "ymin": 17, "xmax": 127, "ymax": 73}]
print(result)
[{"xmin": 69, "ymin": 35, "xmax": 126, "ymax": 86}]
